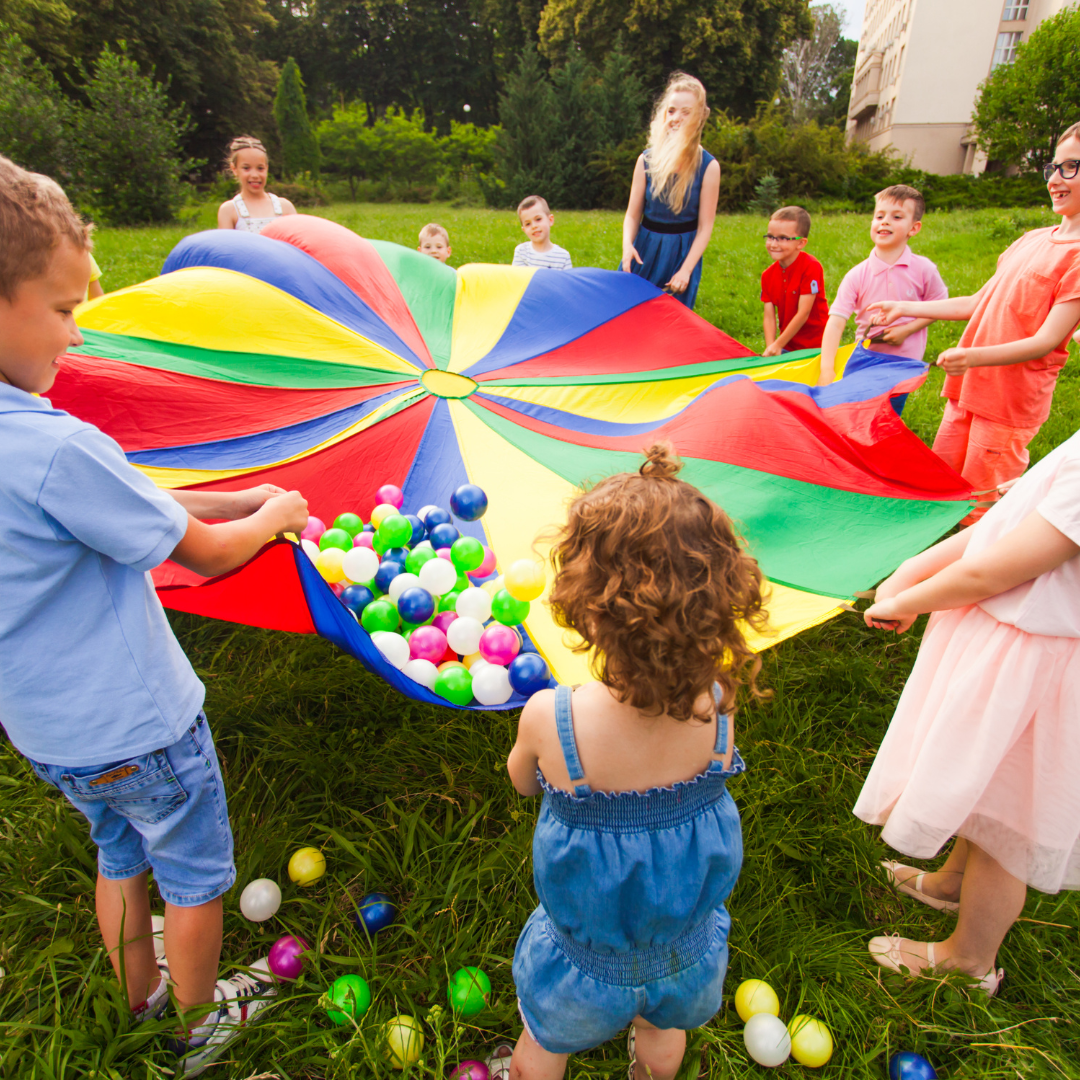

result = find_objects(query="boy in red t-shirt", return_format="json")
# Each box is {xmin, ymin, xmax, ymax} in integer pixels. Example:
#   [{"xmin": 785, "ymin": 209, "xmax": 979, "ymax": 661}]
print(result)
[{"xmin": 761, "ymin": 206, "xmax": 829, "ymax": 355}]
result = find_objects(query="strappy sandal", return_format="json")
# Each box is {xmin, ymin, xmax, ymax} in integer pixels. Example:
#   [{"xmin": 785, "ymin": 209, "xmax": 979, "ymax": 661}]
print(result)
[
  {"xmin": 484, "ymin": 1042, "xmax": 514, "ymax": 1080},
  {"xmin": 868, "ymin": 934, "xmax": 1004, "ymax": 996},
  {"xmin": 881, "ymin": 860, "xmax": 960, "ymax": 913}
]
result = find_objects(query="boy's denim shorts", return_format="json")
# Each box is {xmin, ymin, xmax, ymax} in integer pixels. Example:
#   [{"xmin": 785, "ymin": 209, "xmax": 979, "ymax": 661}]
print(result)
[{"xmin": 26, "ymin": 712, "xmax": 236, "ymax": 907}]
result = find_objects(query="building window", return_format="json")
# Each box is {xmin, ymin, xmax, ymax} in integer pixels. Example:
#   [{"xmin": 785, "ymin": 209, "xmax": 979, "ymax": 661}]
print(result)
[
  {"xmin": 992, "ymin": 31, "xmax": 1022, "ymax": 67},
  {"xmin": 1001, "ymin": 1, "xmax": 1028, "ymax": 19}
]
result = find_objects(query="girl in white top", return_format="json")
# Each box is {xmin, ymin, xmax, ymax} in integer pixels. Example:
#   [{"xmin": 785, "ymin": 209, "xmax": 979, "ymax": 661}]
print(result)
[
  {"xmin": 855, "ymin": 429, "xmax": 1080, "ymax": 995},
  {"xmin": 216, "ymin": 135, "xmax": 297, "ymax": 234}
]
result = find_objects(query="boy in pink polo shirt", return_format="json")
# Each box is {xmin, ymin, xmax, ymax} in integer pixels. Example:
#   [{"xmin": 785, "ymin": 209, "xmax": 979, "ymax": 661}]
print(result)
[{"xmin": 817, "ymin": 185, "xmax": 947, "ymax": 385}]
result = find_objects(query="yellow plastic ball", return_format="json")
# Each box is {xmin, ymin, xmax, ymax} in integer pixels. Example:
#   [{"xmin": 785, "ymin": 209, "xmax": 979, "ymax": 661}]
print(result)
[
  {"xmin": 504, "ymin": 559, "xmax": 545, "ymax": 602},
  {"xmin": 385, "ymin": 1014, "xmax": 424, "ymax": 1069},
  {"xmin": 287, "ymin": 846, "xmax": 326, "ymax": 886},
  {"xmin": 461, "ymin": 651, "xmax": 483, "ymax": 669},
  {"xmin": 734, "ymin": 979, "xmax": 780, "ymax": 1023},
  {"xmin": 480, "ymin": 575, "xmax": 505, "ymax": 599},
  {"xmin": 315, "ymin": 547, "xmax": 346, "ymax": 583},
  {"xmin": 370, "ymin": 502, "xmax": 399, "ymax": 528},
  {"xmin": 788, "ymin": 1015, "xmax": 833, "ymax": 1068},
  {"xmin": 438, "ymin": 660, "xmax": 466, "ymax": 672}
]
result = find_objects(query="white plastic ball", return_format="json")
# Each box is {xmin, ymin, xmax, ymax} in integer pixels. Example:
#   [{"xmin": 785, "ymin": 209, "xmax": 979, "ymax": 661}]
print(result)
[
  {"xmin": 469, "ymin": 657, "xmax": 491, "ymax": 675},
  {"xmin": 743, "ymin": 1012, "xmax": 792, "ymax": 1068},
  {"xmin": 388, "ymin": 572, "xmax": 422, "ymax": 602},
  {"xmin": 402, "ymin": 658, "xmax": 439, "ymax": 689},
  {"xmin": 447, "ymin": 616, "xmax": 484, "ymax": 656},
  {"xmin": 239, "ymin": 878, "xmax": 282, "ymax": 922},
  {"xmin": 150, "ymin": 913, "xmax": 166, "ymax": 958},
  {"xmin": 463, "ymin": 103, "xmax": 471, "ymax": 112},
  {"xmin": 411, "ymin": 540, "xmax": 434, "ymax": 555},
  {"xmin": 416, "ymin": 505, "xmax": 438, "ymax": 524},
  {"xmin": 456, "ymin": 587, "xmax": 492, "ymax": 623},
  {"xmin": 342, "ymin": 546, "xmax": 380, "ymax": 584},
  {"xmin": 371, "ymin": 631, "xmax": 410, "ymax": 669},
  {"xmin": 471, "ymin": 664, "xmax": 513, "ymax": 706},
  {"xmin": 301, "ymin": 538, "xmax": 320, "ymax": 562},
  {"xmin": 419, "ymin": 557, "xmax": 458, "ymax": 595}
]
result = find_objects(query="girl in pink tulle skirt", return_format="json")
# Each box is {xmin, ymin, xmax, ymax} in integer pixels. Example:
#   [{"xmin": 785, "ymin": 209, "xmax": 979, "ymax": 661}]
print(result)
[{"xmin": 854, "ymin": 428, "xmax": 1080, "ymax": 995}]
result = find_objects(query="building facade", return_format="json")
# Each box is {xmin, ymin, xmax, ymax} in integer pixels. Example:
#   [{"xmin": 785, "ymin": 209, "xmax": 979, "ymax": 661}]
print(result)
[{"xmin": 846, "ymin": 0, "xmax": 1070, "ymax": 175}]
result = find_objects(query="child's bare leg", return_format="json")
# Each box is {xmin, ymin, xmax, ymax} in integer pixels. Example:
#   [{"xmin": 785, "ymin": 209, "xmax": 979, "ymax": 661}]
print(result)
[
  {"xmin": 633, "ymin": 1017, "xmax": 686, "ymax": 1080},
  {"xmin": 509, "ymin": 1024, "xmax": 569, "ymax": 1080},
  {"xmin": 919, "ymin": 837, "xmax": 969, "ymax": 902},
  {"xmin": 95, "ymin": 871, "xmax": 158, "ymax": 1008},
  {"xmin": 164, "ymin": 897, "xmax": 224, "ymax": 1030}
]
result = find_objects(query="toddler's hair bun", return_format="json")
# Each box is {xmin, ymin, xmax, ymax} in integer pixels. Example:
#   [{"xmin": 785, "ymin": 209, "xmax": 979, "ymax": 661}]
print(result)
[{"xmin": 639, "ymin": 442, "xmax": 683, "ymax": 479}]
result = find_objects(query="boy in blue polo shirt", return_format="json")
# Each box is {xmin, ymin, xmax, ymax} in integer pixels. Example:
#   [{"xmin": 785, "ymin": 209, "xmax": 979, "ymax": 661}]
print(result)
[{"xmin": 0, "ymin": 158, "xmax": 310, "ymax": 1074}]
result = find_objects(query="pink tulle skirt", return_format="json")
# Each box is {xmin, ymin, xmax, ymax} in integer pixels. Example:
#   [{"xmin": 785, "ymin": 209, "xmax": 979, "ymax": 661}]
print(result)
[{"xmin": 854, "ymin": 604, "xmax": 1080, "ymax": 893}]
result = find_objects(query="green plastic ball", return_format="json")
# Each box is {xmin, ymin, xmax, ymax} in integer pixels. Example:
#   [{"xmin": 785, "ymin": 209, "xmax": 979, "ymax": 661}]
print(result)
[
  {"xmin": 372, "ymin": 531, "xmax": 389, "ymax": 555},
  {"xmin": 454, "ymin": 572, "xmax": 470, "ymax": 592},
  {"xmin": 491, "ymin": 589, "xmax": 530, "ymax": 626},
  {"xmin": 450, "ymin": 536, "xmax": 485, "ymax": 573},
  {"xmin": 333, "ymin": 513, "xmax": 364, "ymax": 538},
  {"xmin": 361, "ymin": 598, "xmax": 400, "ymax": 633},
  {"xmin": 319, "ymin": 528, "xmax": 353, "ymax": 553},
  {"xmin": 434, "ymin": 665, "xmax": 473, "ymax": 706},
  {"xmin": 437, "ymin": 589, "xmax": 462, "ymax": 613},
  {"xmin": 326, "ymin": 973, "xmax": 372, "ymax": 1026},
  {"xmin": 405, "ymin": 547, "xmax": 438, "ymax": 575},
  {"xmin": 447, "ymin": 966, "xmax": 490, "ymax": 1017},
  {"xmin": 378, "ymin": 514, "xmax": 413, "ymax": 549}
]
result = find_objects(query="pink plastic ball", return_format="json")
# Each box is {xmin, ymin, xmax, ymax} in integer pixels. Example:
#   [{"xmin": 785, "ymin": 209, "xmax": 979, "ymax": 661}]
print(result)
[
  {"xmin": 301, "ymin": 516, "xmax": 326, "ymax": 542},
  {"xmin": 375, "ymin": 484, "xmax": 404, "ymax": 509},
  {"xmin": 267, "ymin": 934, "xmax": 309, "ymax": 980},
  {"xmin": 330, "ymin": 582, "xmax": 346, "ymax": 597},
  {"xmin": 432, "ymin": 611, "xmax": 458, "ymax": 634},
  {"xmin": 409, "ymin": 625, "xmax": 448, "ymax": 663},
  {"xmin": 450, "ymin": 1062, "xmax": 490, "ymax": 1080},
  {"xmin": 437, "ymin": 547, "xmax": 453, "ymax": 561},
  {"xmin": 468, "ymin": 545, "xmax": 497, "ymax": 580},
  {"xmin": 354, "ymin": 532, "xmax": 375, "ymax": 550},
  {"xmin": 479, "ymin": 624, "xmax": 521, "ymax": 666}
]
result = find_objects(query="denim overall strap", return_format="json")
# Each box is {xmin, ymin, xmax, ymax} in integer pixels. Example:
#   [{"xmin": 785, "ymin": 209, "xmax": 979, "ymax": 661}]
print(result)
[
  {"xmin": 708, "ymin": 682, "xmax": 729, "ymax": 771},
  {"xmin": 554, "ymin": 685, "xmax": 592, "ymax": 797}
]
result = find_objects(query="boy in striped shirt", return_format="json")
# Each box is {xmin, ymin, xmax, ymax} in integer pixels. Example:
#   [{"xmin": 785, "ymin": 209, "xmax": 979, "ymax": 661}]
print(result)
[{"xmin": 513, "ymin": 195, "xmax": 573, "ymax": 270}]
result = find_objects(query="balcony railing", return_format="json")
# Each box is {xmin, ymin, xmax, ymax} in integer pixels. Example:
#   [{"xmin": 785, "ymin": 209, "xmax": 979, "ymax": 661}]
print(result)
[{"xmin": 849, "ymin": 52, "xmax": 884, "ymax": 121}]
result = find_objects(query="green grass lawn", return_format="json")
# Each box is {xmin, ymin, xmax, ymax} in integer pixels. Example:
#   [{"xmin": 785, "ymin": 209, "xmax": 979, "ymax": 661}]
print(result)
[{"xmin": 2, "ymin": 205, "xmax": 1078, "ymax": 1079}]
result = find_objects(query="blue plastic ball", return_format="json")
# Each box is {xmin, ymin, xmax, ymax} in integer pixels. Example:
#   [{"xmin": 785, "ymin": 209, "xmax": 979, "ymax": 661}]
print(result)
[
  {"xmin": 404, "ymin": 515, "xmax": 426, "ymax": 547},
  {"xmin": 374, "ymin": 559, "xmax": 405, "ymax": 594},
  {"xmin": 508, "ymin": 652, "xmax": 550, "ymax": 696},
  {"xmin": 340, "ymin": 584, "xmax": 375, "ymax": 615},
  {"xmin": 385, "ymin": 546, "xmax": 410, "ymax": 565},
  {"xmin": 428, "ymin": 522, "xmax": 460, "ymax": 549},
  {"xmin": 450, "ymin": 484, "xmax": 489, "ymax": 521},
  {"xmin": 424, "ymin": 507, "xmax": 452, "ymax": 530},
  {"xmin": 889, "ymin": 1052, "xmax": 937, "ymax": 1080},
  {"xmin": 362, "ymin": 523, "xmax": 375, "ymax": 533},
  {"xmin": 354, "ymin": 892, "xmax": 397, "ymax": 935},
  {"xmin": 397, "ymin": 586, "xmax": 435, "ymax": 625}
]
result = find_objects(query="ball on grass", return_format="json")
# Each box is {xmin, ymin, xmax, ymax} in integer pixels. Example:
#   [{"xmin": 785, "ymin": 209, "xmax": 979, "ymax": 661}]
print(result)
[
  {"xmin": 385, "ymin": 1014, "xmax": 423, "ymax": 1069},
  {"xmin": 239, "ymin": 878, "xmax": 282, "ymax": 922},
  {"xmin": 788, "ymin": 1015, "xmax": 833, "ymax": 1067},
  {"xmin": 734, "ymin": 978, "xmax": 780, "ymax": 1022},
  {"xmin": 288, "ymin": 847, "xmax": 326, "ymax": 886},
  {"xmin": 889, "ymin": 1052, "xmax": 938, "ymax": 1080},
  {"xmin": 447, "ymin": 965, "xmax": 491, "ymax": 1017},
  {"xmin": 326, "ymin": 973, "xmax": 372, "ymax": 1026},
  {"xmin": 355, "ymin": 892, "xmax": 397, "ymax": 935},
  {"xmin": 450, "ymin": 1062, "xmax": 490, "ymax": 1080},
  {"xmin": 743, "ymin": 1012, "xmax": 791, "ymax": 1068},
  {"xmin": 268, "ymin": 934, "xmax": 309, "ymax": 980}
]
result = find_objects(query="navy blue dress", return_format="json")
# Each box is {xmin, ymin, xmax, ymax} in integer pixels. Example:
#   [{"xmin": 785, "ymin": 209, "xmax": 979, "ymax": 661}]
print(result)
[{"xmin": 626, "ymin": 148, "xmax": 716, "ymax": 310}]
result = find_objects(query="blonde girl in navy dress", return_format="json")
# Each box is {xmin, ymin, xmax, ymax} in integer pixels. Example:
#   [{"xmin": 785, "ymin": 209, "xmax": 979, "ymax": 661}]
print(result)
[
  {"xmin": 504, "ymin": 444, "xmax": 767, "ymax": 1080},
  {"xmin": 620, "ymin": 74, "xmax": 721, "ymax": 310}
]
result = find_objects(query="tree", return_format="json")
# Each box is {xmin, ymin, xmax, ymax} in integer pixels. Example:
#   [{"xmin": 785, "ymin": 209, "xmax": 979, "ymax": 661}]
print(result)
[
  {"xmin": 973, "ymin": 4, "xmax": 1080, "ymax": 172},
  {"xmin": 780, "ymin": 2, "xmax": 841, "ymax": 123},
  {"xmin": 596, "ymin": 34, "xmax": 647, "ymax": 147},
  {"xmin": 550, "ymin": 48, "xmax": 602, "ymax": 207},
  {"xmin": 274, "ymin": 56, "xmax": 320, "ymax": 178},
  {"xmin": 537, "ymin": 0, "xmax": 811, "ymax": 119}
]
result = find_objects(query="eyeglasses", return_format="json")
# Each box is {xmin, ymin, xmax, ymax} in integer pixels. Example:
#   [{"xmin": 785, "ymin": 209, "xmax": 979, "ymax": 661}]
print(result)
[
  {"xmin": 764, "ymin": 234, "xmax": 805, "ymax": 242},
  {"xmin": 1043, "ymin": 159, "xmax": 1080, "ymax": 181}
]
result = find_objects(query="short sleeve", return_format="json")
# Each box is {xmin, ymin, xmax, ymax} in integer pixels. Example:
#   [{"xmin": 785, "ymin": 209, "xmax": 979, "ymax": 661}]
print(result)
[
  {"xmin": 830, "ymin": 266, "xmax": 859, "ymax": 320},
  {"xmin": 801, "ymin": 261, "xmax": 825, "ymax": 297},
  {"xmin": 37, "ymin": 428, "xmax": 188, "ymax": 571},
  {"xmin": 1038, "ymin": 453, "xmax": 1080, "ymax": 546},
  {"xmin": 1053, "ymin": 249, "xmax": 1080, "ymax": 305},
  {"xmin": 512, "ymin": 245, "xmax": 527, "ymax": 267},
  {"xmin": 88, "ymin": 253, "xmax": 102, "ymax": 282},
  {"xmin": 920, "ymin": 259, "xmax": 948, "ymax": 302}
]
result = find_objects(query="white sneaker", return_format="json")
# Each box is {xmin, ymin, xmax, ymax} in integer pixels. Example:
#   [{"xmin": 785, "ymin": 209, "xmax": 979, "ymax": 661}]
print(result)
[
  {"xmin": 172, "ymin": 964, "xmax": 276, "ymax": 1076},
  {"xmin": 133, "ymin": 959, "xmax": 172, "ymax": 1024}
]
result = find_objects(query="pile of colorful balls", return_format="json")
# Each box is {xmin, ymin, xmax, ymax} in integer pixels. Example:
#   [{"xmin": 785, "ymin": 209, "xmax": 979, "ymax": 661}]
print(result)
[{"xmin": 299, "ymin": 482, "xmax": 550, "ymax": 707}]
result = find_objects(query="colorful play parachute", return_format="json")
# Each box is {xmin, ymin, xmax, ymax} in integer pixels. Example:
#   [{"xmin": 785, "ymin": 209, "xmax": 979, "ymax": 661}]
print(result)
[{"xmin": 53, "ymin": 215, "xmax": 972, "ymax": 708}]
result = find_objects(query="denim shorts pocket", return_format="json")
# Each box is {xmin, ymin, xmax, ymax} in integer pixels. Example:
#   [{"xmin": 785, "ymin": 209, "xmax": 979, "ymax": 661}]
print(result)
[{"xmin": 60, "ymin": 752, "xmax": 188, "ymax": 825}]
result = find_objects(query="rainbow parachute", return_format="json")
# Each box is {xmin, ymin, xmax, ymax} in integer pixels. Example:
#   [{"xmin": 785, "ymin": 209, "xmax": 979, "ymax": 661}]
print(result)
[{"xmin": 54, "ymin": 216, "xmax": 972, "ymax": 708}]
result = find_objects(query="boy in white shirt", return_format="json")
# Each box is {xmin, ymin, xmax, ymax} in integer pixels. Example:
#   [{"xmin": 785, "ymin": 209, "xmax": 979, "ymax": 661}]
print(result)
[{"xmin": 512, "ymin": 196, "xmax": 572, "ymax": 270}]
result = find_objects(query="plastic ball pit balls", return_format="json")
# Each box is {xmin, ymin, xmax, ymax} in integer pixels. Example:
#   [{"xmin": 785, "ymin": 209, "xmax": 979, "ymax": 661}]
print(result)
[
  {"xmin": 288, "ymin": 847, "xmax": 326, "ymax": 886},
  {"xmin": 450, "ymin": 484, "xmax": 489, "ymax": 521},
  {"xmin": 419, "ymin": 556, "xmax": 458, "ymax": 596},
  {"xmin": 432, "ymin": 610, "xmax": 458, "ymax": 634},
  {"xmin": 354, "ymin": 531, "xmax": 375, "ymax": 550},
  {"xmin": 743, "ymin": 1012, "xmax": 791, "ymax": 1068},
  {"xmin": 301, "ymin": 516, "xmax": 326, "ymax": 542},
  {"xmin": 434, "ymin": 664, "xmax": 473, "ymax": 706},
  {"xmin": 315, "ymin": 547, "xmax": 347, "ymax": 583},
  {"xmin": 404, "ymin": 514, "xmax": 426, "ymax": 547},
  {"xmin": 451, "ymin": 536, "xmax": 485, "ymax": 573},
  {"xmin": 469, "ymin": 545, "xmax": 497, "ymax": 580},
  {"xmin": 406, "ymin": 546, "xmax": 438, "ymax": 575},
  {"xmin": 734, "ymin": 979, "xmax": 780, "ymax": 1022},
  {"xmin": 239, "ymin": 878, "xmax": 282, "ymax": 922},
  {"xmin": 372, "ymin": 631, "xmax": 410, "ymax": 669},
  {"xmin": 491, "ymin": 589, "xmax": 530, "ymax": 626},
  {"xmin": 402, "ymin": 657, "xmax": 439, "ymax": 689},
  {"xmin": 447, "ymin": 965, "xmax": 491, "ymax": 1017},
  {"xmin": 508, "ymin": 653, "xmax": 549, "ymax": 696},
  {"xmin": 372, "ymin": 530, "xmax": 390, "ymax": 555},
  {"xmin": 342, "ymin": 546, "xmax": 380, "ymax": 585},
  {"xmin": 370, "ymin": 502, "xmax": 400, "ymax": 528},
  {"xmin": 479, "ymin": 624, "xmax": 521, "ymax": 666},
  {"xmin": 504, "ymin": 559, "xmax": 546, "ymax": 602},
  {"xmin": 341, "ymin": 585, "xmax": 376, "ymax": 617},
  {"xmin": 332, "ymin": 512, "xmax": 364, "ymax": 537},
  {"xmin": 471, "ymin": 664, "xmax": 513, "ymax": 706},
  {"xmin": 428, "ymin": 522, "xmax": 461, "ymax": 549},
  {"xmin": 424, "ymin": 506, "xmax": 451, "ymax": 529},
  {"xmin": 447, "ymin": 616, "xmax": 485, "ymax": 656},
  {"xmin": 409, "ymin": 625, "xmax": 448, "ymax": 663},
  {"xmin": 889, "ymin": 1052, "xmax": 938, "ymax": 1080},
  {"xmin": 438, "ymin": 589, "xmax": 463, "ymax": 613},
  {"xmin": 375, "ymin": 483, "xmax": 405, "ymax": 509},
  {"xmin": 319, "ymin": 527, "xmax": 353, "ymax": 553},
  {"xmin": 268, "ymin": 934, "xmax": 309, "ymax": 980},
  {"xmin": 450, "ymin": 1062, "xmax": 490, "ymax": 1080},
  {"xmin": 788, "ymin": 1016, "xmax": 833, "ymax": 1068},
  {"xmin": 355, "ymin": 892, "xmax": 397, "ymax": 935},
  {"xmin": 386, "ymin": 546, "xmax": 410, "ymax": 565},
  {"xmin": 374, "ymin": 560, "xmax": 406, "ymax": 594},
  {"xmin": 301, "ymin": 538, "xmax": 320, "ymax": 563},
  {"xmin": 378, "ymin": 514, "xmax": 414, "ymax": 549},
  {"xmin": 388, "ymin": 573, "xmax": 423, "ymax": 603},
  {"xmin": 326, "ymin": 973, "xmax": 372, "ymax": 1026},
  {"xmin": 361, "ymin": 599, "xmax": 400, "ymax": 633},
  {"xmin": 385, "ymin": 1014, "xmax": 423, "ymax": 1070},
  {"xmin": 456, "ymin": 587, "xmax": 492, "ymax": 623}
]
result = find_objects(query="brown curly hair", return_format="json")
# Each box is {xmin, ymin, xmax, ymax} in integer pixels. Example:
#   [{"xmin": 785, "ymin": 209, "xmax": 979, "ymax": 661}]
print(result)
[{"xmin": 548, "ymin": 444, "xmax": 768, "ymax": 722}]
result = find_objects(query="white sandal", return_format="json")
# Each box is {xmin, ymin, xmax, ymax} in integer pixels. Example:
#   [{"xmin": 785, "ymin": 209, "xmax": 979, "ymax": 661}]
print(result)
[
  {"xmin": 881, "ymin": 860, "xmax": 960, "ymax": 913},
  {"xmin": 869, "ymin": 934, "xmax": 1004, "ymax": 996}
]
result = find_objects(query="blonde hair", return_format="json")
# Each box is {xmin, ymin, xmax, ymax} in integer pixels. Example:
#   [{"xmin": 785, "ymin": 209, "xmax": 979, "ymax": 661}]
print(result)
[
  {"xmin": 0, "ymin": 157, "xmax": 91, "ymax": 301},
  {"xmin": 1057, "ymin": 121, "xmax": 1080, "ymax": 145},
  {"xmin": 419, "ymin": 222, "xmax": 449, "ymax": 244},
  {"xmin": 646, "ymin": 73, "xmax": 709, "ymax": 215},
  {"xmin": 226, "ymin": 135, "xmax": 269, "ymax": 171}
]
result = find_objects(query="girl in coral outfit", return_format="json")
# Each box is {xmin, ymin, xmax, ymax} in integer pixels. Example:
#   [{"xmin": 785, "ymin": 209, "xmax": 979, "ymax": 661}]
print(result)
[{"xmin": 856, "ymin": 429, "xmax": 1080, "ymax": 994}]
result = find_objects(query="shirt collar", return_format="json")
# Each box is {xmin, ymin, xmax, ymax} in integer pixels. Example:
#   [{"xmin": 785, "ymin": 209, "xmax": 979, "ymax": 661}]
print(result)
[
  {"xmin": 0, "ymin": 381, "xmax": 53, "ymax": 414},
  {"xmin": 869, "ymin": 246, "xmax": 912, "ymax": 275}
]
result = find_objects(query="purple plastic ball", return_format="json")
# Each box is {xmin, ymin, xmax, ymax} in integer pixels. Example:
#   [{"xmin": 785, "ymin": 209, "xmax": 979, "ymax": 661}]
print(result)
[
  {"xmin": 450, "ymin": 1062, "xmax": 490, "ymax": 1080},
  {"xmin": 267, "ymin": 934, "xmax": 309, "ymax": 980}
]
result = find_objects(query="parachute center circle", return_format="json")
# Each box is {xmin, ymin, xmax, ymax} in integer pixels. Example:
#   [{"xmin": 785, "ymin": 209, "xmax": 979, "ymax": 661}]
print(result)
[{"xmin": 420, "ymin": 369, "xmax": 478, "ymax": 399}]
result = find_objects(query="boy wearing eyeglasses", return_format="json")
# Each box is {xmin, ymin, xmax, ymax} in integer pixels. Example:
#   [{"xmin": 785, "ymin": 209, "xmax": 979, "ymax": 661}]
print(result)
[
  {"xmin": 760, "ymin": 206, "xmax": 830, "ymax": 356},
  {"xmin": 867, "ymin": 124, "xmax": 1080, "ymax": 521}
]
